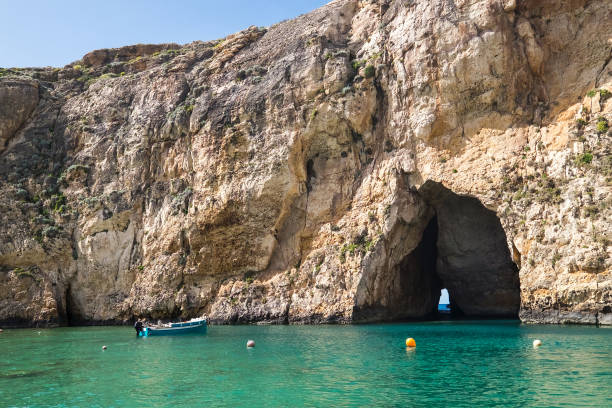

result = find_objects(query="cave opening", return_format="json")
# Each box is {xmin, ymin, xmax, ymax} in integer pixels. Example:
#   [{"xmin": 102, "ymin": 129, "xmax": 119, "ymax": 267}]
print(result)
[
  {"xmin": 63, "ymin": 284, "xmax": 83, "ymax": 326},
  {"xmin": 64, "ymin": 285, "xmax": 74, "ymax": 326},
  {"xmin": 438, "ymin": 289, "xmax": 451, "ymax": 315},
  {"xmin": 424, "ymin": 181, "xmax": 519, "ymax": 319},
  {"xmin": 387, "ymin": 181, "xmax": 520, "ymax": 321},
  {"xmin": 393, "ymin": 215, "xmax": 441, "ymax": 319}
]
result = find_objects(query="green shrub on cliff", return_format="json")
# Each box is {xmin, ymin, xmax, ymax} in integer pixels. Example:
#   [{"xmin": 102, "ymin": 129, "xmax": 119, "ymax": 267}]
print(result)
[
  {"xmin": 77, "ymin": 73, "xmax": 92, "ymax": 83},
  {"xmin": 339, "ymin": 231, "xmax": 379, "ymax": 262},
  {"xmin": 14, "ymin": 267, "xmax": 37, "ymax": 279},
  {"xmin": 52, "ymin": 193, "xmax": 67, "ymax": 212},
  {"xmin": 596, "ymin": 118, "xmax": 608, "ymax": 134},
  {"xmin": 344, "ymin": 243, "xmax": 358, "ymax": 255},
  {"xmin": 160, "ymin": 49, "xmax": 181, "ymax": 57},
  {"xmin": 576, "ymin": 152, "xmax": 593, "ymax": 165},
  {"xmin": 351, "ymin": 59, "xmax": 364, "ymax": 71},
  {"xmin": 310, "ymin": 109, "xmax": 318, "ymax": 121},
  {"xmin": 339, "ymin": 243, "xmax": 356, "ymax": 263},
  {"xmin": 42, "ymin": 225, "xmax": 60, "ymax": 238},
  {"xmin": 99, "ymin": 73, "xmax": 118, "ymax": 80},
  {"xmin": 364, "ymin": 65, "xmax": 375, "ymax": 78},
  {"xmin": 540, "ymin": 186, "xmax": 562, "ymax": 203},
  {"xmin": 15, "ymin": 188, "xmax": 29, "ymax": 201},
  {"xmin": 364, "ymin": 239, "xmax": 376, "ymax": 252},
  {"xmin": 66, "ymin": 164, "xmax": 90, "ymax": 173}
]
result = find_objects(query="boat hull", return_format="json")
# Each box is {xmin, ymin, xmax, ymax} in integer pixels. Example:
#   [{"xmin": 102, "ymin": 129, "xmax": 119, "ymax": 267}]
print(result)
[{"xmin": 139, "ymin": 320, "xmax": 207, "ymax": 336}]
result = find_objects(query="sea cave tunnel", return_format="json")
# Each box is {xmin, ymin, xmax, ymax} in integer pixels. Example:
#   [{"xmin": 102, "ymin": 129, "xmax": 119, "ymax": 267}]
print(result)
[{"xmin": 355, "ymin": 181, "xmax": 520, "ymax": 322}]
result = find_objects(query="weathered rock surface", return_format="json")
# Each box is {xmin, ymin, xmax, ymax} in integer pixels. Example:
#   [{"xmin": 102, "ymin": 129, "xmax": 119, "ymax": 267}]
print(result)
[
  {"xmin": 0, "ymin": 0, "xmax": 610, "ymax": 327},
  {"xmin": 0, "ymin": 79, "xmax": 39, "ymax": 153}
]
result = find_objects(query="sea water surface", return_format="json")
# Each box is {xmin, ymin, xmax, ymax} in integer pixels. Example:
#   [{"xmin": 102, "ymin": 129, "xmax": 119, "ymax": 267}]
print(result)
[{"xmin": 1, "ymin": 321, "xmax": 610, "ymax": 407}]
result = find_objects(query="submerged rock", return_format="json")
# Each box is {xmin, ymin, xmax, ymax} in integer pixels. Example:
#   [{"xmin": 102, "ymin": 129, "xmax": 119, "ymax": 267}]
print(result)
[{"xmin": 0, "ymin": 0, "xmax": 610, "ymax": 326}]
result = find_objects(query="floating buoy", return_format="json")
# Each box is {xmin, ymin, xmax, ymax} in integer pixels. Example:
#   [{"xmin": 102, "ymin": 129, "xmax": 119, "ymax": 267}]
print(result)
[
  {"xmin": 533, "ymin": 339, "xmax": 542, "ymax": 348},
  {"xmin": 246, "ymin": 340, "xmax": 255, "ymax": 348},
  {"xmin": 102, "ymin": 345, "xmax": 107, "ymax": 350},
  {"xmin": 405, "ymin": 338, "xmax": 416, "ymax": 347},
  {"xmin": 0, "ymin": 328, "xmax": 3, "ymax": 333}
]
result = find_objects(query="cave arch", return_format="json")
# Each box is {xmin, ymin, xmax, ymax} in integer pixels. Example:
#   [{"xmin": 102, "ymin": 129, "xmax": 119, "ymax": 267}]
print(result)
[
  {"xmin": 353, "ymin": 180, "xmax": 520, "ymax": 322},
  {"xmin": 419, "ymin": 181, "xmax": 520, "ymax": 317}
]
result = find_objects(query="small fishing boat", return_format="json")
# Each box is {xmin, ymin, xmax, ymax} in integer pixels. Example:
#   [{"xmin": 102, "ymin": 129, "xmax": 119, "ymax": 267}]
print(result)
[{"xmin": 139, "ymin": 318, "xmax": 207, "ymax": 336}]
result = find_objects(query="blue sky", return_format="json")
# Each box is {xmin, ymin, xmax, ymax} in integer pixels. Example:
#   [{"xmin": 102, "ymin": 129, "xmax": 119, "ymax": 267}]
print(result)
[
  {"xmin": 0, "ymin": 0, "xmax": 329, "ymax": 68},
  {"xmin": 439, "ymin": 289, "xmax": 449, "ymax": 304}
]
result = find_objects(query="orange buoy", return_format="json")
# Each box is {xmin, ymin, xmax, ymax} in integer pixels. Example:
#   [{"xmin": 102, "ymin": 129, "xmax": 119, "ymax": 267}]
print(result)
[{"xmin": 405, "ymin": 338, "xmax": 416, "ymax": 347}]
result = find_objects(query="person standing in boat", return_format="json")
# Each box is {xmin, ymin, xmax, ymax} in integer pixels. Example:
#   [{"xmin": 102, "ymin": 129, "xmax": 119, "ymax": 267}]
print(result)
[{"xmin": 134, "ymin": 320, "xmax": 144, "ymax": 336}]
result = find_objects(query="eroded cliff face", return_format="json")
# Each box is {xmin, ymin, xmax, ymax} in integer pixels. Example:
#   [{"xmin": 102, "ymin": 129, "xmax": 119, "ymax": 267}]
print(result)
[{"xmin": 0, "ymin": 0, "xmax": 610, "ymax": 327}]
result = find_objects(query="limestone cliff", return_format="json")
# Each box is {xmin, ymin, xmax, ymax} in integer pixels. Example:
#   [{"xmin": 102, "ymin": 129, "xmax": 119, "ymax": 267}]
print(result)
[{"xmin": 0, "ymin": 0, "xmax": 610, "ymax": 327}]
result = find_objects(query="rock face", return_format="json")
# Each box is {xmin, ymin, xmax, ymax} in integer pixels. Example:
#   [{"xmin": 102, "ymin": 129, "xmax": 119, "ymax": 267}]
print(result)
[
  {"xmin": 0, "ymin": 0, "xmax": 610, "ymax": 327},
  {"xmin": 0, "ymin": 79, "xmax": 39, "ymax": 153}
]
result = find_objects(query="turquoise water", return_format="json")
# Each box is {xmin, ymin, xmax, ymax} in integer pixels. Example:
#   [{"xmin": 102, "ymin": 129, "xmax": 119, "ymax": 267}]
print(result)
[{"xmin": 1, "ymin": 321, "xmax": 610, "ymax": 407}]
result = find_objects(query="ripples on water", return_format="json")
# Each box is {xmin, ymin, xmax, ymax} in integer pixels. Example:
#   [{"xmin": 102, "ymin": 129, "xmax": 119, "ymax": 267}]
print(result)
[{"xmin": 1, "ymin": 321, "xmax": 610, "ymax": 407}]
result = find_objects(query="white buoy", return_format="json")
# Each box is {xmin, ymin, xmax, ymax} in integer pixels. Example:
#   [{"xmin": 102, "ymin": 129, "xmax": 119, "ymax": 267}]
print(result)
[
  {"xmin": 246, "ymin": 340, "xmax": 255, "ymax": 348},
  {"xmin": 533, "ymin": 339, "xmax": 542, "ymax": 348},
  {"xmin": 102, "ymin": 345, "xmax": 107, "ymax": 350}
]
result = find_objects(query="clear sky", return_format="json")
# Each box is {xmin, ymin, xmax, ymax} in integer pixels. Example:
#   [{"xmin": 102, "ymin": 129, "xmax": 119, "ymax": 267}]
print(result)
[
  {"xmin": 439, "ymin": 289, "xmax": 449, "ymax": 304},
  {"xmin": 0, "ymin": 0, "xmax": 329, "ymax": 68}
]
